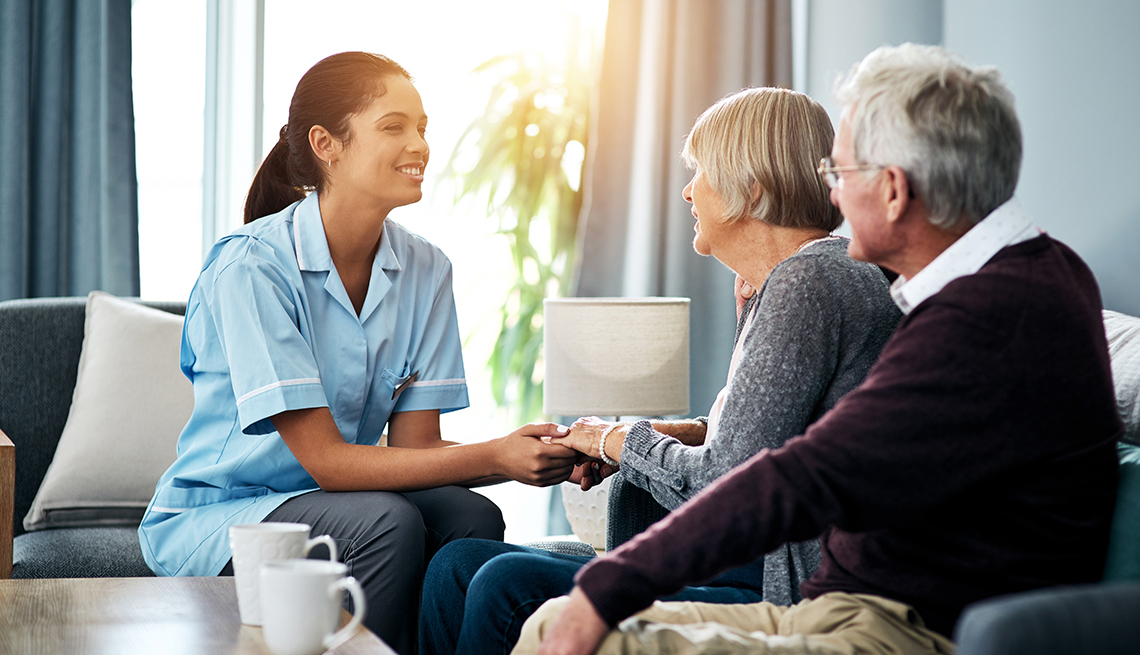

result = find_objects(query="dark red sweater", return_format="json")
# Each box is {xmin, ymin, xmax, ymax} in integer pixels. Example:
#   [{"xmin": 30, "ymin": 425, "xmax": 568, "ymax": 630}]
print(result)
[{"xmin": 577, "ymin": 235, "xmax": 1122, "ymax": 637}]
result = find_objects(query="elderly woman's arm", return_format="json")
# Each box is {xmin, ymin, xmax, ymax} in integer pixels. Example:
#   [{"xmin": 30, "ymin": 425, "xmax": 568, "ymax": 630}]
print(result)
[
  {"xmin": 614, "ymin": 256, "xmax": 844, "ymax": 510},
  {"xmin": 558, "ymin": 418, "xmax": 706, "ymax": 462}
]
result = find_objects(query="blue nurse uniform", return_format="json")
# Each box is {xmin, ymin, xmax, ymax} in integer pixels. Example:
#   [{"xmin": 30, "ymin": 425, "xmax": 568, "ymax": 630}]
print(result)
[{"xmin": 138, "ymin": 193, "xmax": 472, "ymax": 578}]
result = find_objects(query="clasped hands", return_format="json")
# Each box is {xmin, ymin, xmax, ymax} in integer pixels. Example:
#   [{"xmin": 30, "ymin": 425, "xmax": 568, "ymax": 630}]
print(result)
[
  {"xmin": 545, "ymin": 417, "xmax": 622, "ymax": 491},
  {"xmin": 506, "ymin": 418, "xmax": 620, "ymax": 489}
]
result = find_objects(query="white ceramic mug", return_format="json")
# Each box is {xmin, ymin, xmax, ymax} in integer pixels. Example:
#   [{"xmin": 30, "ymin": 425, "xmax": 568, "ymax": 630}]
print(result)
[
  {"xmin": 259, "ymin": 559, "xmax": 367, "ymax": 655},
  {"xmin": 229, "ymin": 522, "xmax": 338, "ymax": 626}
]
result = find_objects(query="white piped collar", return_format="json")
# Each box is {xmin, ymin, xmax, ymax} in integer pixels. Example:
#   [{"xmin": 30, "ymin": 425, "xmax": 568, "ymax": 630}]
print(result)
[{"xmin": 292, "ymin": 194, "xmax": 401, "ymax": 274}]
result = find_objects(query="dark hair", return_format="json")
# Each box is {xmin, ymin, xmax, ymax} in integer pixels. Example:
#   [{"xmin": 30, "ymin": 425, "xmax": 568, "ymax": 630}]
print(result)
[{"xmin": 243, "ymin": 52, "xmax": 412, "ymax": 223}]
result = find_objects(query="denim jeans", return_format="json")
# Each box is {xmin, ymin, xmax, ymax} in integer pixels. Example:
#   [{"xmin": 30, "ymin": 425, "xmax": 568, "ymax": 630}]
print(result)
[{"xmin": 418, "ymin": 538, "xmax": 765, "ymax": 655}]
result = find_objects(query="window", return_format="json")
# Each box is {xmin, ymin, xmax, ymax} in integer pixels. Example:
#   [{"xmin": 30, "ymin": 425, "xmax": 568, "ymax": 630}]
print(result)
[{"xmin": 132, "ymin": 1, "xmax": 207, "ymax": 302}]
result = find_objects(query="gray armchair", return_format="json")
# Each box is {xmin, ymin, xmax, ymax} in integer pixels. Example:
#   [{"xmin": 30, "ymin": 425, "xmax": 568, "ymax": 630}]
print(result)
[
  {"xmin": 604, "ymin": 472, "xmax": 671, "ymax": 551},
  {"xmin": 527, "ymin": 471, "xmax": 675, "ymax": 560},
  {"xmin": 0, "ymin": 296, "xmax": 184, "ymax": 578}
]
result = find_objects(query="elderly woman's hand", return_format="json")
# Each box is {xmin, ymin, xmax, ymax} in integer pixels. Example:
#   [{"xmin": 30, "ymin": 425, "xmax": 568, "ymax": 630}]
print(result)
[
  {"xmin": 549, "ymin": 417, "xmax": 625, "ymax": 490},
  {"xmin": 734, "ymin": 274, "xmax": 755, "ymax": 320},
  {"xmin": 553, "ymin": 416, "xmax": 609, "ymax": 457}
]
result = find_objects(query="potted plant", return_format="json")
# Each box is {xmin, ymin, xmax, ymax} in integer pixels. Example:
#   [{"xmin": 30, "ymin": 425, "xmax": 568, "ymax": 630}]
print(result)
[{"xmin": 443, "ymin": 38, "xmax": 594, "ymax": 423}]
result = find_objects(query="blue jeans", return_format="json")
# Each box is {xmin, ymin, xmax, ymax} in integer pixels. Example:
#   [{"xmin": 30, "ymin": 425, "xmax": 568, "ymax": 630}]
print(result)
[{"xmin": 419, "ymin": 538, "xmax": 765, "ymax": 655}]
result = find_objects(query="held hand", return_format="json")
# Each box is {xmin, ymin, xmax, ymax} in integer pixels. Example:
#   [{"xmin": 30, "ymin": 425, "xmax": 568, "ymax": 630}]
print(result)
[
  {"xmin": 549, "ymin": 417, "xmax": 612, "ymax": 460},
  {"xmin": 497, "ymin": 423, "xmax": 579, "ymax": 487},
  {"xmin": 566, "ymin": 460, "xmax": 619, "ymax": 491},
  {"xmin": 594, "ymin": 462, "xmax": 620, "ymax": 486},
  {"xmin": 567, "ymin": 462, "xmax": 600, "ymax": 489},
  {"xmin": 536, "ymin": 588, "xmax": 610, "ymax": 655},
  {"xmin": 734, "ymin": 274, "xmax": 755, "ymax": 320}
]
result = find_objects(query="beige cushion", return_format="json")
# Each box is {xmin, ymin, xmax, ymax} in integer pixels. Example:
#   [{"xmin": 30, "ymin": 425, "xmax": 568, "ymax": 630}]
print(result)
[
  {"xmin": 23, "ymin": 292, "xmax": 193, "ymax": 530},
  {"xmin": 1105, "ymin": 310, "xmax": 1140, "ymax": 446}
]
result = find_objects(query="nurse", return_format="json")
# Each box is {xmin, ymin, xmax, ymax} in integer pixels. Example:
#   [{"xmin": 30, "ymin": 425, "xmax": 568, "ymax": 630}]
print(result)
[{"xmin": 138, "ymin": 52, "xmax": 579, "ymax": 655}]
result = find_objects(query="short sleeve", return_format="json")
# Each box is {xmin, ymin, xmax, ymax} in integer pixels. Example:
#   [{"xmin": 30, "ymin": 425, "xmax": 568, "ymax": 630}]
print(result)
[
  {"xmin": 208, "ymin": 240, "xmax": 329, "ymax": 434},
  {"xmin": 391, "ymin": 258, "xmax": 469, "ymax": 414}
]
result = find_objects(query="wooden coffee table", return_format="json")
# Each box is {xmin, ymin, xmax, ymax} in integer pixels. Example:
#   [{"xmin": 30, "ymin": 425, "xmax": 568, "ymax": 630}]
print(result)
[{"xmin": 0, "ymin": 576, "xmax": 395, "ymax": 655}]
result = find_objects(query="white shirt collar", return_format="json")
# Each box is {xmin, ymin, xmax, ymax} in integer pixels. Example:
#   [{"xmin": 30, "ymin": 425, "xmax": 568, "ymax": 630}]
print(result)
[{"xmin": 890, "ymin": 198, "xmax": 1040, "ymax": 314}]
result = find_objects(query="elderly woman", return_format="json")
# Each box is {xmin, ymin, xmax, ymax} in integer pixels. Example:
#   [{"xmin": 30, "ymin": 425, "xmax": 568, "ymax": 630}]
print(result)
[{"xmin": 417, "ymin": 87, "xmax": 901, "ymax": 655}]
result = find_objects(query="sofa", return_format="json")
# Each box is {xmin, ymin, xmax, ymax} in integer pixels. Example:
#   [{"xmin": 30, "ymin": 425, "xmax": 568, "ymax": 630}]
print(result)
[
  {"xmin": 0, "ymin": 293, "xmax": 657, "ymax": 578},
  {"xmin": 948, "ymin": 310, "xmax": 1140, "ymax": 654},
  {"xmin": 0, "ymin": 295, "xmax": 186, "ymax": 578},
  {"xmin": 4, "ymin": 292, "xmax": 1138, "ymax": 655}
]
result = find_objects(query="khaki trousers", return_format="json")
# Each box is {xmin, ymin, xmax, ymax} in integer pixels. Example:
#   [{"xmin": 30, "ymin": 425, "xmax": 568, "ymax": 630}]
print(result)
[{"xmin": 512, "ymin": 592, "xmax": 956, "ymax": 655}]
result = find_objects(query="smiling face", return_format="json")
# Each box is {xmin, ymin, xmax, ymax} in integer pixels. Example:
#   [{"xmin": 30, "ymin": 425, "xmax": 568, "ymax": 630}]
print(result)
[
  {"xmin": 682, "ymin": 169, "xmax": 734, "ymax": 259},
  {"xmin": 331, "ymin": 75, "xmax": 429, "ymax": 215}
]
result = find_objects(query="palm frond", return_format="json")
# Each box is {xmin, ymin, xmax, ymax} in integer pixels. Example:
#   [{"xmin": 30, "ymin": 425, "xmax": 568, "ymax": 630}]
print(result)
[{"xmin": 443, "ymin": 47, "xmax": 593, "ymax": 424}]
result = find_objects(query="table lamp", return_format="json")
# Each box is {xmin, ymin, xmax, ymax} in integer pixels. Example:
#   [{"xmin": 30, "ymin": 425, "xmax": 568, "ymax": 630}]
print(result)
[{"xmin": 543, "ymin": 297, "xmax": 690, "ymax": 550}]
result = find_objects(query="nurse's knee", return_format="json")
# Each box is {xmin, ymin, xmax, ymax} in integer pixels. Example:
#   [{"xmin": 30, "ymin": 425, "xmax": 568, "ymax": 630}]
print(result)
[
  {"xmin": 448, "ymin": 489, "xmax": 505, "ymax": 540},
  {"xmin": 352, "ymin": 493, "xmax": 427, "ymax": 559}
]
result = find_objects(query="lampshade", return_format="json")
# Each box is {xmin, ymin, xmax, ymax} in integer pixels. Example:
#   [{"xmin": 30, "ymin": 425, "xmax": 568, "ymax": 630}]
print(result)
[{"xmin": 543, "ymin": 297, "xmax": 690, "ymax": 417}]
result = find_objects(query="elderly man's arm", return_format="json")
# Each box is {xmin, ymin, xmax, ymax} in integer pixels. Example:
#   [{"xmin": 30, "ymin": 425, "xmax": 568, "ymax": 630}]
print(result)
[{"xmin": 559, "ymin": 299, "xmax": 1074, "ymax": 630}]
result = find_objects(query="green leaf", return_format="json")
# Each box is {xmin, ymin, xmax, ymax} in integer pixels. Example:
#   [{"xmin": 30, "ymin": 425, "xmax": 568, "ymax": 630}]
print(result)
[{"xmin": 444, "ymin": 46, "xmax": 595, "ymax": 424}]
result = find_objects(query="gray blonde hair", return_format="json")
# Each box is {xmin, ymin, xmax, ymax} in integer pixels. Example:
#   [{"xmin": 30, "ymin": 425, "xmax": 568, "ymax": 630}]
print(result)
[
  {"xmin": 681, "ymin": 87, "xmax": 842, "ymax": 231},
  {"xmin": 834, "ymin": 43, "xmax": 1022, "ymax": 230}
]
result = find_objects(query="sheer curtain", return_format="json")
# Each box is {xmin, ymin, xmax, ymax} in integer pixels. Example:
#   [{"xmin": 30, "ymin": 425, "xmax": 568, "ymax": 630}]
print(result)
[
  {"xmin": 575, "ymin": 0, "xmax": 792, "ymax": 415},
  {"xmin": 0, "ymin": 0, "xmax": 140, "ymax": 301}
]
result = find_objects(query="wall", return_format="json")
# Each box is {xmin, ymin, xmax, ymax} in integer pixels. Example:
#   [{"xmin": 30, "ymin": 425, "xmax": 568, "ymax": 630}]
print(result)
[
  {"xmin": 944, "ymin": 0, "xmax": 1140, "ymax": 315},
  {"xmin": 803, "ymin": 0, "xmax": 943, "ymax": 128},
  {"xmin": 801, "ymin": 0, "xmax": 1140, "ymax": 314}
]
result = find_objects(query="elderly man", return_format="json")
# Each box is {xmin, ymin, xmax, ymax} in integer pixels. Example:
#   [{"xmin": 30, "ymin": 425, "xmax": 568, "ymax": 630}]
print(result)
[{"xmin": 516, "ymin": 43, "xmax": 1123, "ymax": 655}]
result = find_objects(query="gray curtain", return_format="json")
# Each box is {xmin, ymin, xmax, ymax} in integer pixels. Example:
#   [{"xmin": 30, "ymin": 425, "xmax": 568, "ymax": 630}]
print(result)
[
  {"xmin": 0, "ymin": 0, "xmax": 140, "ymax": 301},
  {"xmin": 574, "ymin": 0, "xmax": 792, "ymax": 416}
]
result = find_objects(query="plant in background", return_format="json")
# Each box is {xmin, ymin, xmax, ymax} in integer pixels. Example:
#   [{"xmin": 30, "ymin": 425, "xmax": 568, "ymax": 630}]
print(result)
[{"xmin": 443, "ymin": 37, "xmax": 593, "ymax": 423}]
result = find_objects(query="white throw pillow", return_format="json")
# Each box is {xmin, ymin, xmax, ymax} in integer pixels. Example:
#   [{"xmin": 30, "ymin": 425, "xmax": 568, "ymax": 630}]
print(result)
[
  {"xmin": 1105, "ymin": 310, "xmax": 1140, "ymax": 446},
  {"xmin": 23, "ymin": 292, "xmax": 193, "ymax": 530}
]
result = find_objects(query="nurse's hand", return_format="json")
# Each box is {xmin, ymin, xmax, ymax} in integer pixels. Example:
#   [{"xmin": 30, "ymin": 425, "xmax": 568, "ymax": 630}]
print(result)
[
  {"xmin": 566, "ymin": 460, "xmax": 619, "ymax": 491},
  {"xmin": 497, "ymin": 423, "xmax": 579, "ymax": 486}
]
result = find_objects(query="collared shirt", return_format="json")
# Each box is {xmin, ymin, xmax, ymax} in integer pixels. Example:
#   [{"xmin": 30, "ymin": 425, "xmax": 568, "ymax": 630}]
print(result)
[
  {"xmin": 139, "ymin": 193, "xmax": 468, "ymax": 577},
  {"xmin": 890, "ymin": 199, "xmax": 1040, "ymax": 314}
]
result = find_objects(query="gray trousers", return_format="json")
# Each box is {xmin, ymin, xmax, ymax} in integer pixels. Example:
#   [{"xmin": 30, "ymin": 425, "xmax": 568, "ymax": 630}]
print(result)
[{"xmin": 223, "ymin": 486, "xmax": 505, "ymax": 655}]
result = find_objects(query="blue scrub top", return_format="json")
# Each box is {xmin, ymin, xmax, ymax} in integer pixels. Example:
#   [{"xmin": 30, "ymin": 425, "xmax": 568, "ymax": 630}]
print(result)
[{"xmin": 139, "ymin": 194, "xmax": 469, "ymax": 577}]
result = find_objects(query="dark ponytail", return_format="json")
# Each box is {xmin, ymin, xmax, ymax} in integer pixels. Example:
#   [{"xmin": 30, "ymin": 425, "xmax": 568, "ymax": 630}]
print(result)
[
  {"xmin": 243, "ymin": 52, "xmax": 412, "ymax": 223},
  {"xmin": 243, "ymin": 126, "xmax": 304, "ymax": 224}
]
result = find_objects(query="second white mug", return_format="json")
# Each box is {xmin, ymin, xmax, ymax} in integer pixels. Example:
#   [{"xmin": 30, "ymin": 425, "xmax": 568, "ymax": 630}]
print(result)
[
  {"xmin": 229, "ymin": 522, "xmax": 337, "ymax": 626},
  {"xmin": 260, "ymin": 559, "xmax": 367, "ymax": 655}
]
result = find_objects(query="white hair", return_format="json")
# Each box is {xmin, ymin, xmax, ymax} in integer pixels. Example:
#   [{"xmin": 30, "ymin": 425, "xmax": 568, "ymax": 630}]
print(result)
[
  {"xmin": 681, "ymin": 87, "xmax": 841, "ymax": 231},
  {"xmin": 834, "ymin": 43, "xmax": 1022, "ymax": 229}
]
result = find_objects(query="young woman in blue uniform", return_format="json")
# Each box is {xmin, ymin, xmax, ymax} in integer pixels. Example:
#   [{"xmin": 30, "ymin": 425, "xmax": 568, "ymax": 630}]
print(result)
[{"xmin": 138, "ymin": 52, "xmax": 579, "ymax": 654}]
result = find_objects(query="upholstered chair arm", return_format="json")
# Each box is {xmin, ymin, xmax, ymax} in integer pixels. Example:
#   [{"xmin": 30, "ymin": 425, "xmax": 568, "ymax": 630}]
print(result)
[
  {"xmin": 605, "ymin": 470, "xmax": 670, "ymax": 552},
  {"xmin": 0, "ymin": 427, "xmax": 13, "ymax": 579}
]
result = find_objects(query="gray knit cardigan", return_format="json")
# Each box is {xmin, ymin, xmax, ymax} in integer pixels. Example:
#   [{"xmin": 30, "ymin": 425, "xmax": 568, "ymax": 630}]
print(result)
[{"xmin": 620, "ymin": 237, "xmax": 901, "ymax": 605}]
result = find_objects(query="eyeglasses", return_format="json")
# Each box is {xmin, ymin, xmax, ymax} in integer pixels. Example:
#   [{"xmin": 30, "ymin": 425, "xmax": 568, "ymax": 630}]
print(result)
[{"xmin": 817, "ymin": 157, "xmax": 883, "ymax": 190}]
